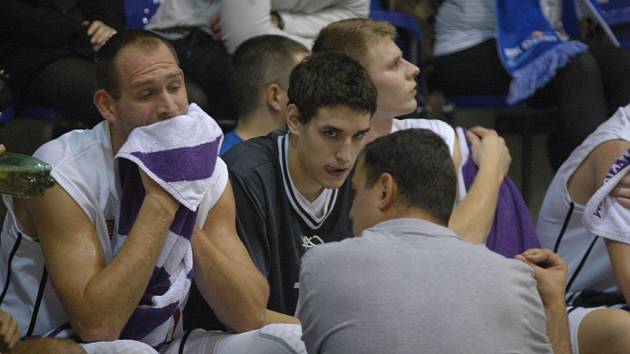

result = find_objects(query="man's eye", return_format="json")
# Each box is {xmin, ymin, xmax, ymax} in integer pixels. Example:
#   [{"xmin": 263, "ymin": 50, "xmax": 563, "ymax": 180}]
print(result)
[
  {"xmin": 138, "ymin": 91, "xmax": 152, "ymax": 99},
  {"xmin": 324, "ymin": 131, "xmax": 338, "ymax": 138},
  {"xmin": 354, "ymin": 132, "xmax": 366, "ymax": 140}
]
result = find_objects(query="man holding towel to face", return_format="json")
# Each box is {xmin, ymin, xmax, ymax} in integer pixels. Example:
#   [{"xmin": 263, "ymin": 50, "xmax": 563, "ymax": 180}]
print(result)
[{"xmin": 0, "ymin": 29, "xmax": 305, "ymax": 354}]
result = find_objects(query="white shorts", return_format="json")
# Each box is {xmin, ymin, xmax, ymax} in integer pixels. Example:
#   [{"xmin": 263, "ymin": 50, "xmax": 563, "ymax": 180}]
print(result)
[
  {"xmin": 567, "ymin": 306, "xmax": 604, "ymax": 354},
  {"xmin": 163, "ymin": 324, "xmax": 305, "ymax": 354},
  {"xmin": 81, "ymin": 324, "xmax": 305, "ymax": 354}
]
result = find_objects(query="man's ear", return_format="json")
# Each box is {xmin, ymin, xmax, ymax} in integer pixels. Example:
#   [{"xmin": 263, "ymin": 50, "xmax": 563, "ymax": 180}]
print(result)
[
  {"xmin": 93, "ymin": 89, "xmax": 117, "ymax": 123},
  {"xmin": 266, "ymin": 83, "xmax": 286, "ymax": 112},
  {"xmin": 377, "ymin": 173, "xmax": 397, "ymax": 212},
  {"xmin": 286, "ymin": 104, "xmax": 303, "ymax": 136}
]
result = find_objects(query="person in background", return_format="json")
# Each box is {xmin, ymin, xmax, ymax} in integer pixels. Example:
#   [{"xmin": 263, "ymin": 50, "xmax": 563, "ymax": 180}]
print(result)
[
  {"xmin": 0, "ymin": 0, "xmax": 124, "ymax": 130},
  {"xmin": 146, "ymin": 0, "xmax": 230, "ymax": 119},
  {"xmin": 219, "ymin": 0, "xmax": 369, "ymax": 54},
  {"xmin": 220, "ymin": 35, "xmax": 309, "ymax": 155},
  {"xmin": 430, "ymin": 0, "xmax": 630, "ymax": 170}
]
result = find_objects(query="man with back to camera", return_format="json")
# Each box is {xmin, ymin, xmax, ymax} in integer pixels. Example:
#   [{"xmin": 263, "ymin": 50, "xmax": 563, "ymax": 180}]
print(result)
[{"xmin": 297, "ymin": 129, "xmax": 571, "ymax": 354}]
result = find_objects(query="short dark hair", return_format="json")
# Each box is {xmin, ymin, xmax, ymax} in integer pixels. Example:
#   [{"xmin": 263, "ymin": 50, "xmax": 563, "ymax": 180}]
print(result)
[
  {"xmin": 288, "ymin": 52, "xmax": 377, "ymax": 124},
  {"xmin": 95, "ymin": 29, "xmax": 178, "ymax": 99},
  {"xmin": 230, "ymin": 35, "xmax": 309, "ymax": 119},
  {"xmin": 360, "ymin": 128, "xmax": 456, "ymax": 224}
]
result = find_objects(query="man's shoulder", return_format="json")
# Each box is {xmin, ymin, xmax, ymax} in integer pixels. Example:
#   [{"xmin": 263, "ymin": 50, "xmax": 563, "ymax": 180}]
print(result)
[
  {"xmin": 301, "ymin": 235, "xmax": 368, "ymax": 270},
  {"xmin": 392, "ymin": 118, "xmax": 453, "ymax": 134},
  {"xmin": 223, "ymin": 132, "xmax": 282, "ymax": 176},
  {"xmin": 34, "ymin": 123, "xmax": 110, "ymax": 169}
]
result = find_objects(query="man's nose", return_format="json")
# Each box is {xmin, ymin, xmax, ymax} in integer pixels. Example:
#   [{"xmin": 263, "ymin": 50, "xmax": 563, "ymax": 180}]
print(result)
[{"xmin": 157, "ymin": 91, "xmax": 179, "ymax": 119}]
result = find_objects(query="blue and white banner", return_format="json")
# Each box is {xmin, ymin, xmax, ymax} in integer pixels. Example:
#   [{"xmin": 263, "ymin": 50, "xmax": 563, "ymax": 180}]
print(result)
[{"xmin": 497, "ymin": 0, "xmax": 587, "ymax": 105}]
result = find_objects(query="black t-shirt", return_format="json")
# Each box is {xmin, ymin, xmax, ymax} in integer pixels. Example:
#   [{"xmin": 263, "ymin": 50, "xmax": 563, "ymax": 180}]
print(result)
[
  {"xmin": 183, "ymin": 131, "xmax": 353, "ymax": 329},
  {"xmin": 227, "ymin": 131, "xmax": 354, "ymax": 315}
]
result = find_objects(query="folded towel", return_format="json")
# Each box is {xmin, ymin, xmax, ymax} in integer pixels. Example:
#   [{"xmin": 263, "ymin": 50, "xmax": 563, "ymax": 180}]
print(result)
[
  {"xmin": 114, "ymin": 103, "xmax": 222, "ymax": 348},
  {"xmin": 583, "ymin": 149, "xmax": 630, "ymax": 243},
  {"xmin": 459, "ymin": 128, "xmax": 540, "ymax": 258},
  {"xmin": 497, "ymin": 0, "xmax": 587, "ymax": 105}
]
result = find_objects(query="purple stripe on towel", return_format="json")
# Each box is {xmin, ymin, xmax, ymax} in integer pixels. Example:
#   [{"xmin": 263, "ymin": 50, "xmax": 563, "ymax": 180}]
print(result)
[
  {"xmin": 170, "ymin": 207, "xmax": 198, "ymax": 239},
  {"xmin": 118, "ymin": 160, "xmax": 146, "ymax": 236},
  {"xmin": 121, "ymin": 301, "xmax": 179, "ymax": 341},
  {"xmin": 131, "ymin": 140, "xmax": 220, "ymax": 182},
  {"xmin": 139, "ymin": 267, "xmax": 172, "ymax": 304}
]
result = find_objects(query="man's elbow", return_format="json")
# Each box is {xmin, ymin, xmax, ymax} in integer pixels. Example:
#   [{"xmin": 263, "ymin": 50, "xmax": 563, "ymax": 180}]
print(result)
[
  {"xmin": 448, "ymin": 220, "xmax": 487, "ymax": 244},
  {"xmin": 227, "ymin": 308, "xmax": 267, "ymax": 332},
  {"xmin": 72, "ymin": 319, "xmax": 123, "ymax": 343}
]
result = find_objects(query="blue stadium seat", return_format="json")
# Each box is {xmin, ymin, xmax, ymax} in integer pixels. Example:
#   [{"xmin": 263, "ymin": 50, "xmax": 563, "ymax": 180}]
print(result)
[
  {"xmin": 582, "ymin": 0, "xmax": 630, "ymax": 47},
  {"xmin": 0, "ymin": 107, "xmax": 15, "ymax": 124},
  {"xmin": 125, "ymin": 0, "xmax": 160, "ymax": 29}
]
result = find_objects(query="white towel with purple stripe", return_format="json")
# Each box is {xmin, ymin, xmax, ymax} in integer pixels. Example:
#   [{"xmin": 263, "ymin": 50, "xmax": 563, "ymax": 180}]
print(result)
[
  {"xmin": 113, "ymin": 103, "xmax": 223, "ymax": 348},
  {"xmin": 583, "ymin": 149, "xmax": 630, "ymax": 244}
]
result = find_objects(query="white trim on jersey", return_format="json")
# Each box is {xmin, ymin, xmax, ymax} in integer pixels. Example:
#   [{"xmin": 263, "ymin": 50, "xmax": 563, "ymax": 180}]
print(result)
[{"xmin": 277, "ymin": 134, "xmax": 338, "ymax": 230}]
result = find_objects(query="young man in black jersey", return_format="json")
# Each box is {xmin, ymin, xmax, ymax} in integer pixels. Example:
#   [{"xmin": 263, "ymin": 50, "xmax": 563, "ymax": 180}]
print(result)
[{"xmin": 186, "ymin": 51, "xmax": 377, "ymax": 327}]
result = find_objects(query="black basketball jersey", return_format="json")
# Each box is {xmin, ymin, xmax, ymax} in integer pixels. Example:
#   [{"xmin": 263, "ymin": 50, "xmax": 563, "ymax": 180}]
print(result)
[{"xmin": 226, "ymin": 131, "xmax": 354, "ymax": 315}]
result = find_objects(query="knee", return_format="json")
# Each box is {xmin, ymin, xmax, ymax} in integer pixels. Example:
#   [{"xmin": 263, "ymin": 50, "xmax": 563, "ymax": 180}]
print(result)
[
  {"xmin": 605, "ymin": 313, "xmax": 630, "ymax": 350},
  {"xmin": 578, "ymin": 308, "xmax": 630, "ymax": 354}
]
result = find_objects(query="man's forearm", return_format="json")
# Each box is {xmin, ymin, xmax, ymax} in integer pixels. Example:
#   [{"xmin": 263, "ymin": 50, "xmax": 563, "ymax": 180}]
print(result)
[
  {"xmin": 70, "ymin": 196, "xmax": 175, "ymax": 340},
  {"xmin": 11, "ymin": 338, "xmax": 87, "ymax": 354},
  {"xmin": 543, "ymin": 296, "xmax": 571, "ymax": 354},
  {"xmin": 449, "ymin": 165, "xmax": 503, "ymax": 243},
  {"xmin": 193, "ymin": 230, "xmax": 269, "ymax": 332}
]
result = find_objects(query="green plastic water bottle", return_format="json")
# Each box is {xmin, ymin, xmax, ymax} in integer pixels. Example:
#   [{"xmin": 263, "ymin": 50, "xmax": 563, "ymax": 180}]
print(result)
[{"xmin": 0, "ymin": 152, "xmax": 54, "ymax": 198}]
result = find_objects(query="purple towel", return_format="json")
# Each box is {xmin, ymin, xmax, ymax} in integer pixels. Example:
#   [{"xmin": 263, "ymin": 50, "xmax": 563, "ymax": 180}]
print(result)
[{"xmin": 461, "ymin": 132, "xmax": 540, "ymax": 258}]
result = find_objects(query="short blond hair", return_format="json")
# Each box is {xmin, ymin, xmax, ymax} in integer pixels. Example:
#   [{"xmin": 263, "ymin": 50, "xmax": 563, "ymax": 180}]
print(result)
[{"xmin": 312, "ymin": 19, "xmax": 397, "ymax": 67}]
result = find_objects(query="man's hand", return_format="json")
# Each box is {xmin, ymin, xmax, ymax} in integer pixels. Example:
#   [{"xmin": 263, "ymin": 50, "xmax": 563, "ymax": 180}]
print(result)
[
  {"xmin": 208, "ymin": 14, "xmax": 222, "ymax": 40},
  {"xmin": 516, "ymin": 249, "xmax": 571, "ymax": 354},
  {"xmin": 465, "ymin": 126, "xmax": 511, "ymax": 180},
  {"xmin": 139, "ymin": 170, "xmax": 179, "ymax": 216},
  {"xmin": 0, "ymin": 311, "xmax": 20, "ymax": 353},
  {"xmin": 82, "ymin": 20, "xmax": 117, "ymax": 51},
  {"xmin": 516, "ymin": 248, "xmax": 568, "ymax": 304},
  {"xmin": 610, "ymin": 173, "xmax": 630, "ymax": 208}
]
